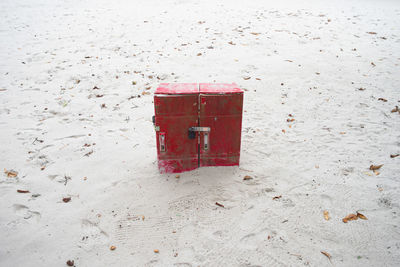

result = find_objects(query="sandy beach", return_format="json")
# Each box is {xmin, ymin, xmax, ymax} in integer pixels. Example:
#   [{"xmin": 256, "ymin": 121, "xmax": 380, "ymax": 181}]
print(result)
[{"xmin": 1, "ymin": 0, "xmax": 400, "ymax": 266}]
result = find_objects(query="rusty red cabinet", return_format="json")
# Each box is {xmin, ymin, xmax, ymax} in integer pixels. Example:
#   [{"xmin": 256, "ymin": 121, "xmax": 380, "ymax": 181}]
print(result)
[{"xmin": 153, "ymin": 83, "xmax": 243, "ymax": 173}]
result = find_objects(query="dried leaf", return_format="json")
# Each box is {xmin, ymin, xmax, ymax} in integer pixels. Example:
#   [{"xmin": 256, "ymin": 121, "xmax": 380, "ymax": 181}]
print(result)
[
  {"xmin": 342, "ymin": 213, "xmax": 358, "ymax": 223},
  {"xmin": 243, "ymin": 175, "xmax": 252, "ymax": 180},
  {"xmin": 66, "ymin": 260, "xmax": 74, "ymax": 266},
  {"xmin": 4, "ymin": 169, "xmax": 18, "ymax": 178},
  {"xmin": 356, "ymin": 212, "xmax": 368, "ymax": 220},
  {"xmin": 321, "ymin": 251, "xmax": 332, "ymax": 261},
  {"xmin": 272, "ymin": 195, "xmax": 282, "ymax": 200},
  {"xmin": 323, "ymin": 210, "xmax": 330, "ymax": 221},
  {"xmin": 228, "ymin": 41, "xmax": 236, "ymax": 45},
  {"xmin": 390, "ymin": 154, "xmax": 399, "ymax": 158},
  {"xmin": 243, "ymin": 76, "xmax": 251, "ymax": 80},
  {"xmin": 175, "ymin": 175, "xmax": 180, "ymax": 179},
  {"xmin": 369, "ymin": 164, "xmax": 383, "ymax": 171},
  {"xmin": 287, "ymin": 118, "xmax": 295, "ymax": 122},
  {"xmin": 378, "ymin": 98, "xmax": 387, "ymax": 102},
  {"xmin": 282, "ymin": 129, "xmax": 286, "ymax": 133},
  {"xmin": 215, "ymin": 202, "xmax": 224, "ymax": 208},
  {"xmin": 367, "ymin": 32, "xmax": 377, "ymax": 34},
  {"xmin": 391, "ymin": 106, "xmax": 399, "ymax": 113},
  {"xmin": 371, "ymin": 62, "xmax": 376, "ymax": 67},
  {"xmin": 250, "ymin": 32, "xmax": 261, "ymax": 35},
  {"xmin": 154, "ymin": 249, "xmax": 159, "ymax": 253},
  {"xmin": 63, "ymin": 197, "xmax": 71, "ymax": 203},
  {"xmin": 110, "ymin": 246, "xmax": 116, "ymax": 251},
  {"xmin": 197, "ymin": 53, "xmax": 202, "ymax": 56},
  {"xmin": 17, "ymin": 189, "xmax": 30, "ymax": 193}
]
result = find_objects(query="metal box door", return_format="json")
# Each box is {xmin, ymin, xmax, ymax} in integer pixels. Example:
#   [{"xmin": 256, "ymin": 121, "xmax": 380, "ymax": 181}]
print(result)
[
  {"xmin": 198, "ymin": 92, "xmax": 243, "ymax": 167},
  {"xmin": 154, "ymin": 94, "xmax": 199, "ymax": 173}
]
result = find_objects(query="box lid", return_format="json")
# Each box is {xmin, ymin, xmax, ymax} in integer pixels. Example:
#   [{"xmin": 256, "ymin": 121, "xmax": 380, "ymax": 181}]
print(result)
[
  {"xmin": 155, "ymin": 83, "xmax": 198, "ymax": 94},
  {"xmin": 199, "ymin": 83, "xmax": 243, "ymax": 94}
]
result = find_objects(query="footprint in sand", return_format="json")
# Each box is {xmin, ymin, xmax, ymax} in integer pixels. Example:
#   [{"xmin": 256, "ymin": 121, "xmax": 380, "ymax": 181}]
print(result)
[{"xmin": 13, "ymin": 204, "xmax": 41, "ymax": 222}]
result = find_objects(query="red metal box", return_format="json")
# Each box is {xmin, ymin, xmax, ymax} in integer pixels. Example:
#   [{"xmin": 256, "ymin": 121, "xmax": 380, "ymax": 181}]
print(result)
[{"xmin": 153, "ymin": 83, "xmax": 243, "ymax": 173}]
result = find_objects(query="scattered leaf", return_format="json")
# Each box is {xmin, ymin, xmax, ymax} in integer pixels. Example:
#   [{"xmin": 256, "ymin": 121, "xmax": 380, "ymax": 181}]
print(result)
[
  {"xmin": 391, "ymin": 106, "xmax": 399, "ymax": 113},
  {"xmin": 4, "ymin": 169, "xmax": 18, "ymax": 178},
  {"xmin": 142, "ymin": 91, "xmax": 150, "ymax": 95},
  {"xmin": 66, "ymin": 260, "xmax": 74, "ymax": 266},
  {"xmin": 197, "ymin": 53, "xmax": 202, "ymax": 56},
  {"xmin": 358, "ymin": 87, "xmax": 366, "ymax": 91},
  {"xmin": 369, "ymin": 164, "xmax": 383, "ymax": 171},
  {"xmin": 367, "ymin": 32, "xmax": 377, "ymax": 35},
  {"xmin": 175, "ymin": 175, "xmax": 180, "ymax": 179},
  {"xmin": 243, "ymin": 76, "xmax": 251, "ymax": 80},
  {"xmin": 243, "ymin": 175, "xmax": 252, "ymax": 180},
  {"xmin": 272, "ymin": 195, "xmax": 282, "ymax": 200},
  {"xmin": 154, "ymin": 249, "xmax": 159, "ymax": 253},
  {"xmin": 250, "ymin": 32, "xmax": 261, "ymax": 35},
  {"xmin": 371, "ymin": 62, "xmax": 376, "ymax": 67},
  {"xmin": 287, "ymin": 118, "xmax": 295, "ymax": 122},
  {"xmin": 390, "ymin": 154, "xmax": 399, "ymax": 158},
  {"xmin": 323, "ymin": 210, "xmax": 330, "ymax": 221},
  {"xmin": 356, "ymin": 212, "xmax": 367, "ymax": 220},
  {"xmin": 215, "ymin": 202, "xmax": 224, "ymax": 208},
  {"xmin": 110, "ymin": 245, "xmax": 116, "ymax": 251},
  {"xmin": 63, "ymin": 197, "xmax": 71, "ymax": 203},
  {"xmin": 17, "ymin": 189, "xmax": 30, "ymax": 193},
  {"xmin": 84, "ymin": 150, "xmax": 93, "ymax": 157},
  {"xmin": 342, "ymin": 213, "xmax": 358, "ymax": 223},
  {"xmin": 321, "ymin": 251, "xmax": 332, "ymax": 261},
  {"xmin": 228, "ymin": 41, "xmax": 236, "ymax": 45},
  {"xmin": 282, "ymin": 129, "xmax": 286, "ymax": 133},
  {"xmin": 378, "ymin": 98, "xmax": 387, "ymax": 102}
]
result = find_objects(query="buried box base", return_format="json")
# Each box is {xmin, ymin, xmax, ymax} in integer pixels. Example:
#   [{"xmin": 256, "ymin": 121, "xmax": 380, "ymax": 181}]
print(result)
[{"xmin": 158, "ymin": 156, "xmax": 240, "ymax": 173}]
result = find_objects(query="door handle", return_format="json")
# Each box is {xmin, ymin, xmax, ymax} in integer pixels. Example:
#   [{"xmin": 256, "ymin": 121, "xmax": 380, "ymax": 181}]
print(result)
[{"xmin": 159, "ymin": 132, "xmax": 166, "ymax": 152}]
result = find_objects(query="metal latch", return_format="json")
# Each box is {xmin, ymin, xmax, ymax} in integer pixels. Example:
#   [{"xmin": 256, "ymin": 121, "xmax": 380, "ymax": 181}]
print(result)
[
  {"xmin": 189, "ymin": 127, "xmax": 210, "ymax": 132},
  {"xmin": 188, "ymin": 127, "xmax": 210, "ymax": 150}
]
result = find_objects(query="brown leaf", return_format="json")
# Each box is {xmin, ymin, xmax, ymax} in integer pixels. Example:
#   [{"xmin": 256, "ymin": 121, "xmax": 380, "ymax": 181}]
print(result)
[
  {"xmin": 342, "ymin": 213, "xmax": 358, "ymax": 223},
  {"xmin": 110, "ymin": 245, "xmax": 116, "ymax": 251},
  {"xmin": 390, "ymin": 154, "xmax": 399, "ymax": 158},
  {"xmin": 17, "ymin": 189, "xmax": 30, "ymax": 193},
  {"xmin": 287, "ymin": 118, "xmax": 295, "ymax": 122},
  {"xmin": 228, "ymin": 41, "xmax": 236, "ymax": 45},
  {"xmin": 272, "ymin": 195, "xmax": 282, "ymax": 200},
  {"xmin": 215, "ymin": 202, "xmax": 224, "ymax": 208},
  {"xmin": 197, "ymin": 53, "xmax": 202, "ymax": 56},
  {"xmin": 243, "ymin": 76, "xmax": 251, "ymax": 80},
  {"xmin": 154, "ymin": 249, "xmax": 159, "ymax": 253},
  {"xmin": 371, "ymin": 62, "xmax": 376, "ymax": 67},
  {"xmin": 243, "ymin": 175, "xmax": 252, "ymax": 180},
  {"xmin": 391, "ymin": 106, "xmax": 399, "ymax": 113},
  {"xmin": 378, "ymin": 98, "xmax": 387, "ymax": 102},
  {"xmin": 367, "ymin": 32, "xmax": 377, "ymax": 34},
  {"xmin": 66, "ymin": 260, "xmax": 74, "ymax": 266},
  {"xmin": 321, "ymin": 251, "xmax": 331, "ymax": 261},
  {"xmin": 281, "ymin": 129, "xmax": 286, "ymax": 133},
  {"xmin": 357, "ymin": 212, "xmax": 368, "ymax": 220},
  {"xmin": 142, "ymin": 91, "xmax": 150, "ymax": 95},
  {"xmin": 323, "ymin": 210, "xmax": 330, "ymax": 221},
  {"xmin": 369, "ymin": 164, "xmax": 383, "ymax": 171},
  {"xmin": 250, "ymin": 32, "xmax": 261, "ymax": 35},
  {"xmin": 175, "ymin": 175, "xmax": 180, "ymax": 179},
  {"xmin": 63, "ymin": 197, "xmax": 71, "ymax": 203},
  {"xmin": 4, "ymin": 169, "xmax": 18, "ymax": 178}
]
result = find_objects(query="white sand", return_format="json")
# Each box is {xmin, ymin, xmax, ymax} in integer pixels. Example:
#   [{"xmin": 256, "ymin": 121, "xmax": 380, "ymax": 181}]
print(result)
[{"xmin": 1, "ymin": 0, "xmax": 400, "ymax": 266}]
